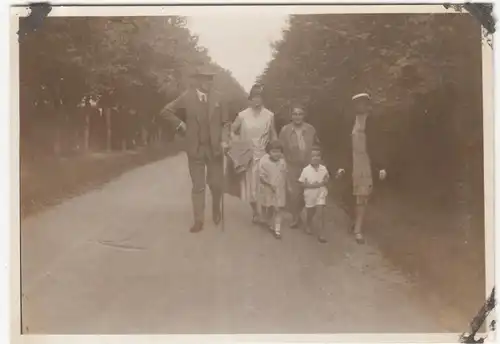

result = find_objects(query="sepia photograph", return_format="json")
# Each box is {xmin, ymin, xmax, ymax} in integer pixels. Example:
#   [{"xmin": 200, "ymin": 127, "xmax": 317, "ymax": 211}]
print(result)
[{"xmin": 12, "ymin": 3, "xmax": 495, "ymax": 342}]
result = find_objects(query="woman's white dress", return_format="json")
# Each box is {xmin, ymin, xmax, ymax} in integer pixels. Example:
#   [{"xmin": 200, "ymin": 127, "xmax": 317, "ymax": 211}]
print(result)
[{"xmin": 231, "ymin": 107, "xmax": 277, "ymax": 203}]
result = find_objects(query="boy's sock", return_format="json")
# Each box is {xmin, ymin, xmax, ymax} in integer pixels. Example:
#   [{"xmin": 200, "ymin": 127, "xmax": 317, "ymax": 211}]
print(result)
[
  {"xmin": 267, "ymin": 207, "xmax": 275, "ymax": 228},
  {"xmin": 275, "ymin": 223, "xmax": 281, "ymax": 234},
  {"xmin": 306, "ymin": 207, "xmax": 316, "ymax": 234}
]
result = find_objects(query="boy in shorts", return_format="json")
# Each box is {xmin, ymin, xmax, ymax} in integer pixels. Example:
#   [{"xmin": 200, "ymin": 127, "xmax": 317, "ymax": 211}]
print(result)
[{"xmin": 298, "ymin": 148, "xmax": 329, "ymax": 243}]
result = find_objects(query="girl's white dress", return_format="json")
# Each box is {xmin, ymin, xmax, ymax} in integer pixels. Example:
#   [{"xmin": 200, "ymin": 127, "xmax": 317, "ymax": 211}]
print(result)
[{"xmin": 258, "ymin": 154, "xmax": 287, "ymax": 208}]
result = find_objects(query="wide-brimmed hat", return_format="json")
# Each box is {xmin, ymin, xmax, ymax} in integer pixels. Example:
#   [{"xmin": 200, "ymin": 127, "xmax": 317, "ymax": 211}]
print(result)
[
  {"xmin": 191, "ymin": 65, "xmax": 216, "ymax": 78},
  {"xmin": 248, "ymin": 83, "xmax": 264, "ymax": 100}
]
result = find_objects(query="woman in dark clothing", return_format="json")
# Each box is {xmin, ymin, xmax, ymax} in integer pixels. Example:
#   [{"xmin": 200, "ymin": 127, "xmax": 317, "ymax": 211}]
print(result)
[{"xmin": 335, "ymin": 93, "xmax": 387, "ymax": 244}]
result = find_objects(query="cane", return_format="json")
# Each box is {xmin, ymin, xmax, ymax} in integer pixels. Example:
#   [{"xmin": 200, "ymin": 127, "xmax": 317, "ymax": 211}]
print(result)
[{"xmin": 221, "ymin": 153, "xmax": 226, "ymax": 232}]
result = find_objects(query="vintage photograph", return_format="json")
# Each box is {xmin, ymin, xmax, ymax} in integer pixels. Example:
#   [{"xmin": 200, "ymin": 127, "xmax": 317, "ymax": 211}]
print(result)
[{"xmin": 15, "ymin": 3, "xmax": 494, "ymax": 339}]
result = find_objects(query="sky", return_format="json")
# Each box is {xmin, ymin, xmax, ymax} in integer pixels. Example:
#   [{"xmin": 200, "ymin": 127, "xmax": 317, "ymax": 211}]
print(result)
[{"xmin": 187, "ymin": 14, "xmax": 289, "ymax": 92}]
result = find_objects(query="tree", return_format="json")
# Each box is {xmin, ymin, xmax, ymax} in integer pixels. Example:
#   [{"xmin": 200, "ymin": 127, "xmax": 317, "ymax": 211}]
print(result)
[
  {"xmin": 19, "ymin": 16, "xmax": 248, "ymax": 158},
  {"xmin": 259, "ymin": 13, "xmax": 483, "ymax": 209}
]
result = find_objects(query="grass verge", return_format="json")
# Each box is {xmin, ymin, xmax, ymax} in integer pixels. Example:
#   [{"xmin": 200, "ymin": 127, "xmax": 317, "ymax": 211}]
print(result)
[{"xmin": 20, "ymin": 140, "xmax": 183, "ymax": 219}]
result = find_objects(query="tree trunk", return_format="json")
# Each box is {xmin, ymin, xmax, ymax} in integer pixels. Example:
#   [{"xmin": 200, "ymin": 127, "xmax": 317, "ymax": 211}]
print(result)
[
  {"xmin": 53, "ymin": 106, "xmax": 62, "ymax": 157},
  {"xmin": 141, "ymin": 126, "xmax": 147, "ymax": 147},
  {"xmin": 83, "ymin": 110, "xmax": 90, "ymax": 152},
  {"xmin": 105, "ymin": 108, "xmax": 112, "ymax": 152}
]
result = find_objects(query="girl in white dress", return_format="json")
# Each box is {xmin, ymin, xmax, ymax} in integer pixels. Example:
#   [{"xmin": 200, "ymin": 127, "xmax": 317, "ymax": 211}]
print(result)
[
  {"xmin": 259, "ymin": 140, "xmax": 287, "ymax": 239},
  {"xmin": 231, "ymin": 84, "xmax": 278, "ymax": 223}
]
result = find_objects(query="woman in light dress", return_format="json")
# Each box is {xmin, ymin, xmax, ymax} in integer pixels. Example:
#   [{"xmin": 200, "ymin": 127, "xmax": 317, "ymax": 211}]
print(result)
[
  {"xmin": 231, "ymin": 84, "xmax": 278, "ymax": 223},
  {"xmin": 336, "ymin": 93, "xmax": 387, "ymax": 244}
]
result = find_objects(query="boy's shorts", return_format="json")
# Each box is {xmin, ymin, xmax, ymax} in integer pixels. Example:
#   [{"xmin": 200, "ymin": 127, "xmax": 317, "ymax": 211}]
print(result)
[
  {"xmin": 356, "ymin": 195, "xmax": 369, "ymax": 205},
  {"xmin": 304, "ymin": 188, "xmax": 328, "ymax": 208}
]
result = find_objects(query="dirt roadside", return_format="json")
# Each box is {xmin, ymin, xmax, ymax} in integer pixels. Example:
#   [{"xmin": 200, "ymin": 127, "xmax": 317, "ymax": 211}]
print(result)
[
  {"xmin": 20, "ymin": 141, "xmax": 183, "ymax": 219},
  {"xmin": 352, "ymin": 190, "xmax": 484, "ymax": 331}
]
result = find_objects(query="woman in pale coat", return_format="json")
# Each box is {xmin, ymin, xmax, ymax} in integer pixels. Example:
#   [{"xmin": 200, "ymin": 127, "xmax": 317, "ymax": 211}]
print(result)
[{"xmin": 231, "ymin": 84, "xmax": 278, "ymax": 223}]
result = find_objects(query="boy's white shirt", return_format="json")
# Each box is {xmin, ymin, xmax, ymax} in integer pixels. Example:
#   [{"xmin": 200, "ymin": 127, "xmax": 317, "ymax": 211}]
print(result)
[
  {"xmin": 299, "ymin": 164, "xmax": 329, "ymax": 184},
  {"xmin": 299, "ymin": 164, "xmax": 329, "ymax": 206}
]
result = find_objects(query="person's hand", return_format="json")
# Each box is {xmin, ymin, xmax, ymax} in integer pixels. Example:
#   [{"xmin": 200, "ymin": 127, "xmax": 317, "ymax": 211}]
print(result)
[
  {"xmin": 379, "ymin": 169, "xmax": 387, "ymax": 180},
  {"xmin": 177, "ymin": 121, "xmax": 187, "ymax": 133},
  {"xmin": 336, "ymin": 168, "xmax": 345, "ymax": 179},
  {"xmin": 221, "ymin": 141, "xmax": 229, "ymax": 154}
]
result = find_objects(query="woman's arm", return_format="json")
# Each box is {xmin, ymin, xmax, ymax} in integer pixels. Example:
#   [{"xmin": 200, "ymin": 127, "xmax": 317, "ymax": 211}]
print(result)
[
  {"xmin": 259, "ymin": 161, "xmax": 277, "ymax": 192},
  {"xmin": 334, "ymin": 115, "xmax": 354, "ymax": 177},
  {"xmin": 231, "ymin": 112, "xmax": 243, "ymax": 140},
  {"xmin": 259, "ymin": 158, "xmax": 271, "ymax": 185},
  {"xmin": 269, "ymin": 114, "xmax": 278, "ymax": 142},
  {"xmin": 278, "ymin": 125, "xmax": 287, "ymax": 151},
  {"xmin": 366, "ymin": 116, "xmax": 388, "ymax": 179},
  {"xmin": 312, "ymin": 127, "xmax": 321, "ymax": 148}
]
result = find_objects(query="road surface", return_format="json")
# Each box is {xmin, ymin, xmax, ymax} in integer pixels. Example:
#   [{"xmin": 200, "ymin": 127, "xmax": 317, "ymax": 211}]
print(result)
[{"xmin": 21, "ymin": 152, "xmax": 448, "ymax": 334}]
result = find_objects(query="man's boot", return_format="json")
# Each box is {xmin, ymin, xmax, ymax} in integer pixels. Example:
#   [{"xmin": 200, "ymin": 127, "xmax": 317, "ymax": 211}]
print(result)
[{"xmin": 190, "ymin": 221, "xmax": 204, "ymax": 233}]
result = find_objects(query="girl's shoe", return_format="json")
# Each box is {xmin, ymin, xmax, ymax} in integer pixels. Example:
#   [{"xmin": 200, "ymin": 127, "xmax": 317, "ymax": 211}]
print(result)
[
  {"xmin": 290, "ymin": 218, "xmax": 302, "ymax": 229},
  {"xmin": 274, "ymin": 231, "xmax": 282, "ymax": 239},
  {"xmin": 252, "ymin": 214, "xmax": 261, "ymax": 224},
  {"xmin": 318, "ymin": 236, "xmax": 327, "ymax": 243},
  {"xmin": 355, "ymin": 233, "xmax": 365, "ymax": 244},
  {"xmin": 305, "ymin": 226, "xmax": 313, "ymax": 235}
]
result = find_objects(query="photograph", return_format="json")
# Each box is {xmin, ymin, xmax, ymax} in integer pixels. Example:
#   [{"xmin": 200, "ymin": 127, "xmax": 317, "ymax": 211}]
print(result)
[{"xmin": 12, "ymin": 3, "xmax": 494, "ymax": 341}]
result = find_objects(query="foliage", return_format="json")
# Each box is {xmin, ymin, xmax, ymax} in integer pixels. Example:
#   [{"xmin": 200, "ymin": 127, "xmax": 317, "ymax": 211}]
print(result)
[
  {"xmin": 259, "ymin": 13, "xmax": 484, "ymax": 205},
  {"xmin": 19, "ymin": 16, "xmax": 248, "ymax": 157}
]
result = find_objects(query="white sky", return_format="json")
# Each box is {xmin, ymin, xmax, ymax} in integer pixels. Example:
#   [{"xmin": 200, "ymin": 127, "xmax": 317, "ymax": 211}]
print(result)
[{"xmin": 187, "ymin": 14, "xmax": 289, "ymax": 92}]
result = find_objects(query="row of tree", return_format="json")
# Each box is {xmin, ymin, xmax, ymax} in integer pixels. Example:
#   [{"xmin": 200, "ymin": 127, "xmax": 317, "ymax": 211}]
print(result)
[
  {"xmin": 20, "ymin": 16, "xmax": 248, "ymax": 161},
  {"xmin": 259, "ymin": 13, "xmax": 484, "ymax": 213}
]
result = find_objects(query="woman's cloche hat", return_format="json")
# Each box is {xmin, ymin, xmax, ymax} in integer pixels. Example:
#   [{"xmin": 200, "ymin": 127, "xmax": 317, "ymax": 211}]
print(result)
[{"xmin": 248, "ymin": 83, "xmax": 264, "ymax": 100}]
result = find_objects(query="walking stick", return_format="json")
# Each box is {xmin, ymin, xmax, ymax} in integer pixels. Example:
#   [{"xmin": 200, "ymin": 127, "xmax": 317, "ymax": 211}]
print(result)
[{"xmin": 221, "ymin": 153, "xmax": 226, "ymax": 232}]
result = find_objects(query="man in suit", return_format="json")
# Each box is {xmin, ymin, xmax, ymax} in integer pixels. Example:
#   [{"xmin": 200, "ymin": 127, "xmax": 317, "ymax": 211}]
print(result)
[{"xmin": 159, "ymin": 66, "xmax": 230, "ymax": 233}]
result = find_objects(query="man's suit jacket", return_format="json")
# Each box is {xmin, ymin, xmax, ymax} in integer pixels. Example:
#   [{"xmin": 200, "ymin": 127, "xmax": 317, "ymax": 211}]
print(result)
[{"xmin": 159, "ymin": 88, "xmax": 230, "ymax": 159}]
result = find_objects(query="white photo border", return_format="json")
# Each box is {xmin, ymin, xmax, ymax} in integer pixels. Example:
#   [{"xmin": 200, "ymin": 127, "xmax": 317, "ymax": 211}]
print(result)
[{"xmin": 8, "ymin": 3, "xmax": 496, "ymax": 344}]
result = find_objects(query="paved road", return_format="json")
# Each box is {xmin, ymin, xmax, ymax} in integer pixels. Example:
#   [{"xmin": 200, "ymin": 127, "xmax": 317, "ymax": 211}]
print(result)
[{"xmin": 21, "ymin": 153, "xmax": 447, "ymax": 334}]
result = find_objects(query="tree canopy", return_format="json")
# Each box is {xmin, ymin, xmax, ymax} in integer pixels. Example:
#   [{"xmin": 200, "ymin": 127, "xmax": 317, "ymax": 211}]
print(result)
[
  {"xmin": 259, "ymin": 13, "xmax": 484, "ymax": 204},
  {"xmin": 20, "ymin": 16, "xmax": 248, "ymax": 157}
]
